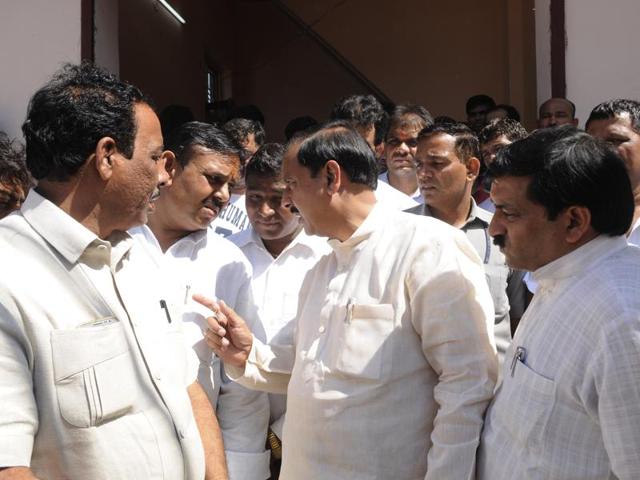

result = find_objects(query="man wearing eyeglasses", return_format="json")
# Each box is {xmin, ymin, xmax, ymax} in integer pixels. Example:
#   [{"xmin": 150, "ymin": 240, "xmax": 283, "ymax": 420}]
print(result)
[{"xmin": 379, "ymin": 104, "xmax": 433, "ymax": 203}]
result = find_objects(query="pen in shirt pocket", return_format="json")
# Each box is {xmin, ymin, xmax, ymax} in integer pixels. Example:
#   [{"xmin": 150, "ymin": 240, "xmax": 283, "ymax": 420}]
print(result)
[
  {"xmin": 345, "ymin": 298, "xmax": 355, "ymax": 323},
  {"xmin": 184, "ymin": 284, "xmax": 191, "ymax": 305}
]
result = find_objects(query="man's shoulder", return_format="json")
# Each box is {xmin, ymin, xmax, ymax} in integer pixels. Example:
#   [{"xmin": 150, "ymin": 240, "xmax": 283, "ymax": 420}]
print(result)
[{"xmin": 227, "ymin": 226, "xmax": 253, "ymax": 249}]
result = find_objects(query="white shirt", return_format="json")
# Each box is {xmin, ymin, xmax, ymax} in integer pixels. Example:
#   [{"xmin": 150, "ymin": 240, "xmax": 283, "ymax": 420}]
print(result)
[
  {"xmin": 378, "ymin": 171, "xmax": 424, "ymax": 204},
  {"xmin": 375, "ymin": 177, "xmax": 420, "ymax": 210},
  {"xmin": 627, "ymin": 216, "xmax": 640, "ymax": 246},
  {"xmin": 229, "ymin": 203, "xmax": 498, "ymax": 480},
  {"xmin": 479, "ymin": 235, "xmax": 640, "ymax": 480},
  {"xmin": 0, "ymin": 191, "xmax": 204, "ymax": 480},
  {"xmin": 211, "ymin": 193, "xmax": 250, "ymax": 237},
  {"xmin": 229, "ymin": 227, "xmax": 331, "ymax": 437},
  {"xmin": 131, "ymin": 225, "xmax": 271, "ymax": 480}
]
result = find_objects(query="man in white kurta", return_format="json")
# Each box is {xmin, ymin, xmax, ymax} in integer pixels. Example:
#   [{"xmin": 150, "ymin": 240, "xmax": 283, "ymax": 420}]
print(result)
[
  {"xmin": 135, "ymin": 121, "xmax": 271, "ymax": 480},
  {"xmin": 478, "ymin": 126, "xmax": 640, "ymax": 479},
  {"xmin": 204, "ymin": 124, "xmax": 498, "ymax": 479}
]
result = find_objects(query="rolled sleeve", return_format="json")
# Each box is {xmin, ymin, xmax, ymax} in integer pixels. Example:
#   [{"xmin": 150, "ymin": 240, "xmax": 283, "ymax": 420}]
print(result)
[{"xmin": 408, "ymin": 232, "xmax": 498, "ymax": 480}]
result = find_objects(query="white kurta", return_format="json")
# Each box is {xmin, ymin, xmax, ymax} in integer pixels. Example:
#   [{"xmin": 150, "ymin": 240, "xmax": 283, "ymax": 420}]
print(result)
[
  {"xmin": 228, "ymin": 203, "xmax": 498, "ymax": 479},
  {"xmin": 479, "ymin": 235, "xmax": 640, "ymax": 480},
  {"xmin": 131, "ymin": 225, "xmax": 271, "ymax": 480}
]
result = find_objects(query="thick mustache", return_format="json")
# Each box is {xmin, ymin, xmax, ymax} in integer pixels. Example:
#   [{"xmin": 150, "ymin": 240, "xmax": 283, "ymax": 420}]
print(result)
[
  {"xmin": 492, "ymin": 235, "xmax": 505, "ymax": 248},
  {"xmin": 204, "ymin": 198, "xmax": 226, "ymax": 210}
]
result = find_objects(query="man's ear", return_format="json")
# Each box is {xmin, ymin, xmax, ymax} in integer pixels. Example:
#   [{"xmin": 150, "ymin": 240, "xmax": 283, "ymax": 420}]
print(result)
[
  {"xmin": 161, "ymin": 150, "xmax": 177, "ymax": 186},
  {"xmin": 325, "ymin": 160, "xmax": 342, "ymax": 195},
  {"xmin": 94, "ymin": 137, "xmax": 118, "ymax": 181},
  {"xmin": 564, "ymin": 205, "xmax": 592, "ymax": 243},
  {"xmin": 466, "ymin": 156, "xmax": 481, "ymax": 180}
]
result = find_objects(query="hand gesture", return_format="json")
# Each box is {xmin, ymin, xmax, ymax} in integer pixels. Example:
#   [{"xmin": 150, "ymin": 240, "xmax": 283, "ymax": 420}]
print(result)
[{"xmin": 193, "ymin": 294, "xmax": 253, "ymax": 369}]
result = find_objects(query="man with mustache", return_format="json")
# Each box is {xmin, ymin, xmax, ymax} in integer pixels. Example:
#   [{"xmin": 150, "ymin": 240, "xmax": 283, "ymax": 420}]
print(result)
[
  {"xmin": 478, "ymin": 126, "xmax": 640, "ymax": 479},
  {"xmin": 407, "ymin": 122, "xmax": 525, "ymax": 363},
  {"xmin": 131, "ymin": 121, "xmax": 271, "ymax": 480},
  {"xmin": 0, "ymin": 64, "xmax": 223, "ymax": 479}
]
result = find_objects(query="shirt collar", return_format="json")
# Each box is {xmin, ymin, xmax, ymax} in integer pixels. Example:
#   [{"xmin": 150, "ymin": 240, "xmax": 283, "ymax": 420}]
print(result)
[
  {"xmin": 21, "ymin": 189, "xmax": 132, "ymax": 266},
  {"xmin": 533, "ymin": 234, "xmax": 628, "ymax": 285},
  {"xmin": 242, "ymin": 226, "xmax": 324, "ymax": 258},
  {"xmin": 421, "ymin": 198, "xmax": 490, "ymax": 229}
]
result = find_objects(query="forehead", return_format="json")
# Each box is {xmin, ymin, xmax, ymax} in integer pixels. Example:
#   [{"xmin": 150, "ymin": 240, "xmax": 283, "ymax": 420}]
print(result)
[
  {"xmin": 388, "ymin": 124, "xmax": 421, "ymax": 139},
  {"xmin": 134, "ymin": 103, "xmax": 162, "ymax": 142},
  {"xmin": 491, "ymin": 175, "xmax": 532, "ymax": 203},
  {"xmin": 246, "ymin": 173, "xmax": 285, "ymax": 192},
  {"xmin": 588, "ymin": 113, "xmax": 636, "ymax": 135},
  {"xmin": 282, "ymin": 142, "xmax": 303, "ymax": 175},
  {"xmin": 417, "ymin": 132, "xmax": 457, "ymax": 153},
  {"xmin": 541, "ymin": 99, "xmax": 571, "ymax": 114},
  {"xmin": 187, "ymin": 147, "xmax": 239, "ymax": 171},
  {"xmin": 482, "ymin": 134, "xmax": 511, "ymax": 149}
]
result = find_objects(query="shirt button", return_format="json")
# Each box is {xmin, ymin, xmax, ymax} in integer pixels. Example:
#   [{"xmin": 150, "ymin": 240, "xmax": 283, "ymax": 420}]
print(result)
[
  {"xmin": 97, "ymin": 245, "xmax": 107, "ymax": 250},
  {"xmin": 318, "ymin": 325, "xmax": 325, "ymax": 333},
  {"xmin": 179, "ymin": 429, "xmax": 186, "ymax": 439},
  {"xmin": 154, "ymin": 374, "xmax": 161, "ymax": 382}
]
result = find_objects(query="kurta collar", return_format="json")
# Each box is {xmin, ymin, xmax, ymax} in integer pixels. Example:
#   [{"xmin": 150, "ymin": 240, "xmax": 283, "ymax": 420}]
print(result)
[
  {"xmin": 21, "ymin": 189, "xmax": 131, "ymax": 266},
  {"xmin": 533, "ymin": 234, "xmax": 628, "ymax": 286}
]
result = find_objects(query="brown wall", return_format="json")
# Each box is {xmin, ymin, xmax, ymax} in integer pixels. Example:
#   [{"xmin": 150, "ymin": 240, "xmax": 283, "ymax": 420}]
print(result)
[
  {"xmin": 278, "ymin": 0, "xmax": 538, "ymax": 129},
  {"xmin": 119, "ymin": 0, "xmax": 236, "ymax": 120},
  {"xmin": 118, "ymin": 0, "xmax": 537, "ymax": 139}
]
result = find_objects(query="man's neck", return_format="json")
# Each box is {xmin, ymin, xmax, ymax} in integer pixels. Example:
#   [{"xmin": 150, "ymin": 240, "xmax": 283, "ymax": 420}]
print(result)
[
  {"xmin": 261, "ymin": 225, "xmax": 303, "ymax": 258},
  {"xmin": 36, "ymin": 178, "xmax": 109, "ymax": 238},
  {"xmin": 146, "ymin": 214, "xmax": 194, "ymax": 253},
  {"xmin": 428, "ymin": 197, "xmax": 472, "ymax": 229},
  {"xmin": 331, "ymin": 189, "xmax": 377, "ymax": 242},
  {"xmin": 387, "ymin": 170, "xmax": 418, "ymax": 197}
]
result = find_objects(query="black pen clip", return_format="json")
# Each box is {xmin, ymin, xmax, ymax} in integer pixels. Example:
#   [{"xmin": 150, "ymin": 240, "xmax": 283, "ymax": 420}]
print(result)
[{"xmin": 160, "ymin": 299, "xmax": 172, "ymax": 323}]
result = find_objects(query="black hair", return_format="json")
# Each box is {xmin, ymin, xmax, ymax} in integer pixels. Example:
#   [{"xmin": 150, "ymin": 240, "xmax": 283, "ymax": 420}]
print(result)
[
  {"xmin": 466, "ymin": 94, "xmax": 496, "ymax": 114},
  {"xmin": 229, "ymin": 104, "xmax": 265, "ymax": 125},
  {"xmin": 489, "ymin": 104, "xmax": 521, "ymax": 122},
  {"xmin": 387, "ymin": 104, "xmax": 434, "ymax": 136},
  {"xmin": 223, "ymin": 117, "xmax": 266, "ymax": 148},
  {"xmin": 330, "ymin": 94, "xmax": 386, "ymax": 145},
  {"xmin": 479, "ymin": 118, "xmax": 528, "ymax": 145},
  {"xmin": 166, "ymin": 121, "xmax": 240, "ymax": 167},
  {"xmin": 418, "ymin": 122, "xmax": 480, "ymax": 164},
  {"xmin": 0, "ymin": 133, "xmax": 32, "ymax": 192},
  {"xmin": 284, "ymin": 116, "xmax": 318, "ymax": 141},
  {"xmin": 490, "ymin": 125, "xmax": 633, "ymax": 235},
  {"xmin": 297, "ymin": 121, "xmax": 378, "ymax": 189},
  {"xmin": 434, "ymin": 115, "xmax": 458, "ymax": 125},
  {"xmin": 586, "ymin": 99, "xmax": 640, "ymax": 132},
  {"xmin": 22, "ymin": 62, "xmax": 147, "ymax": 181},
  {"xmin": 245, "ymin": 143, "xmax": 284, "ymax": 180}
]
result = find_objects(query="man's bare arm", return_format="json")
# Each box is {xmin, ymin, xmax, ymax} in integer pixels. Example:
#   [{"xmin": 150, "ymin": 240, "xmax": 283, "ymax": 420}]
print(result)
[
  {"xmin": 0, "ymin": 467, "xmax": 39, "ymax": 479},
  {"xmin": 187, "ymin": 382, "xmax": 228, "ymax": 480}
]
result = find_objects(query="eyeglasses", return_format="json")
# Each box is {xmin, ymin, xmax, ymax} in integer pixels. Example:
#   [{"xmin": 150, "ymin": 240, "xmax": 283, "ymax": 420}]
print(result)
[{"xmin": 386, "ymin": 137, "xmax": 419, "ymax": 149}]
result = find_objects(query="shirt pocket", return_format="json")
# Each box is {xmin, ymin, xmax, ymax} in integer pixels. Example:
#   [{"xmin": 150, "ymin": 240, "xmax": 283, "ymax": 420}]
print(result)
[
  {"xmin": 51, "ymin": 321, "xmax": 141, "ymax": 428},
  {"xmin": 495, "ymin": 358, "xmax": 555, "ymax": 448},
  {"xmin": 333, "ymin": 303, "xmax": 394, "ymax": 381}
]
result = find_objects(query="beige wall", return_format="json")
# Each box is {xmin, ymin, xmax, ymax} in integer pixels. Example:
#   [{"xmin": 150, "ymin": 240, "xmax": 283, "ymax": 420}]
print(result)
[{"xmin": 0, "ymin": 1, "xmax": 82, "ymax": 138}]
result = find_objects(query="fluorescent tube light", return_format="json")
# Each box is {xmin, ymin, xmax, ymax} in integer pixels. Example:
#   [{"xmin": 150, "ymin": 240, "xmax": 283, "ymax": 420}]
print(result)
[{"xmin": 158, "ymin": 0, "xmax": 186, "ymax": 24}]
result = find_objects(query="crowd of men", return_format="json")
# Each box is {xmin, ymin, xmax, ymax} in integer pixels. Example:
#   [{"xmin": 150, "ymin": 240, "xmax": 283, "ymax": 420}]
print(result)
[{"xmin": 0, "ymin": 62, "xmax": 639, "ymax": 480}]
